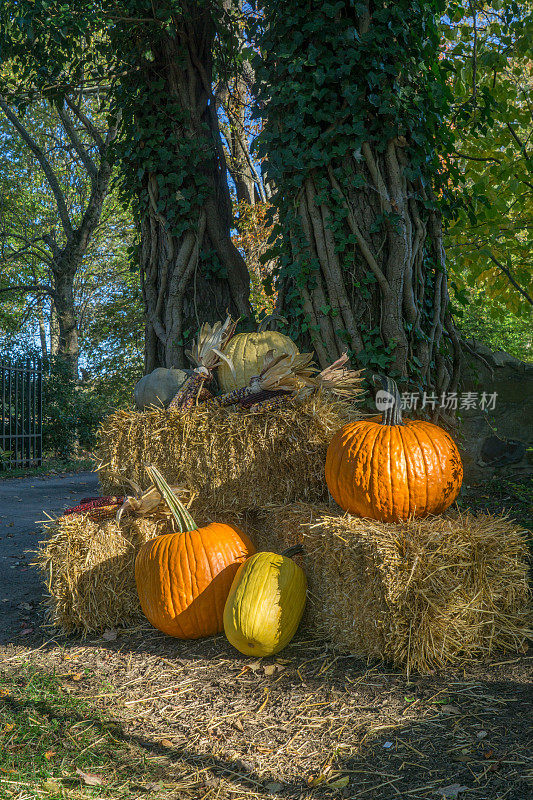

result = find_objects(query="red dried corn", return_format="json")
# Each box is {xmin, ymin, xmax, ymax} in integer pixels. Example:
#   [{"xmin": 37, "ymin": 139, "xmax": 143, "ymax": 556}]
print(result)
[
  {"xmin": 239, "ymin": 389, "xmax": 290, "ymax": 409},
  {"xmin": 168, "ymin": 370, "xmax": 211, "ymax": 410},
  {"xmin": 208, "ymin": 385, "xmax": 253, "ymax": 408},
  {"xmin": 64, "ymin": 496, "xmax": 124, "ymax": 517}
]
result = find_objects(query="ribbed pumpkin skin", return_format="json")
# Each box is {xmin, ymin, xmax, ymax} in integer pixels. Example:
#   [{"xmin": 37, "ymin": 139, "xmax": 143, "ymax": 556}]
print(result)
[
  {"xmin": 218, "ymin": 332, "xmax": 299, "ymax": 392},
  {"xmin": 135, "ymin": 524, "xmax": 255, "ymax": 639},
  {"xmin": 223, "ymin": 551, "xmax": 307, "ymax": 656},
  {"xmin": 325, "ymin": 418, "xmax": 463, "ymax": 522}
]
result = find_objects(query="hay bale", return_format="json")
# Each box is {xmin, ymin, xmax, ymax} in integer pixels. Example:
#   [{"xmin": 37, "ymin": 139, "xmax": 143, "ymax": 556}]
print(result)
[
  {"xmin": 252, "ymin": 505, "xmax": 533, "ymax": 673},
  {"xmin": 95, "ymin": 393, "xmax": 358, "ymax": 512},
  {"xmin": 37, "ymin": 514, "xmax": 170, "ymax": 633}
]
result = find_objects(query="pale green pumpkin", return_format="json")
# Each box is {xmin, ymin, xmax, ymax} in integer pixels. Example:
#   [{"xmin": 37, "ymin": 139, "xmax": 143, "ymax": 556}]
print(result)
[
  {"xmin": 134, "ymin": 368, "xmax": 189, "ymax": 410},
  {"xmin": 218, "ymin": 330, "xmax": 299, "ymax": 392},
  {"xmin": 223, "ymin": 549, "xmax": 307, "ymax": 657}
]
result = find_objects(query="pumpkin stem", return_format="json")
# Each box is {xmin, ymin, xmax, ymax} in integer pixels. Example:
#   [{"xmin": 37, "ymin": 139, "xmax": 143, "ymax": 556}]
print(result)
[
  {"xmin": 372, "ymin": 374, "xmax": 403, "ymax": 426},
  {"xmin": 257, "ymin": 313, "xmax": 289, "ymax": 333},
  {"xmin": 145, "ymin": 465, "xmax": 197, "ymax": 532},
  {"xmin": 281, "ymin": 544, "xmax": 304, "ymax": 559}
]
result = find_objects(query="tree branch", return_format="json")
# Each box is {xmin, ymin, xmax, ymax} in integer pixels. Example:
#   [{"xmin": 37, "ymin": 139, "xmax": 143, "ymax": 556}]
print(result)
[
  {"xmin": 0, "ymin": 283, "xmax": 54, "ymax": 297},
  {"xmin": 64, "ymin": 95, "xmax": 106, "ymax": 151},
  {"xmin": 488, "ymin": 252, "xmax": 533, "ymax": 305},
  {"xmin": 453, "ymin": 151, "xmax": 502, "ymax": 164},
  {"xmin": 0, "ymin": 96, "xmax": 73, "ymax": 236},
  {"xmin": 57, "ymin": 103, "xmax": 98, "ymax": 179}
]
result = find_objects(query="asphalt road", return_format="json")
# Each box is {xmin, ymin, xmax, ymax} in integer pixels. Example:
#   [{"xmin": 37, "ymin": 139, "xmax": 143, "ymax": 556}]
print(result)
[{"xmin": 0, "ymin": 471, "xmax": 99, "ymax": 644}]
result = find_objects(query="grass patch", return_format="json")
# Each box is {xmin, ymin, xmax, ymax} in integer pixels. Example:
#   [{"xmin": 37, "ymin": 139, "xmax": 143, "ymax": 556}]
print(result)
[
  {"xmin": 0, "ymin": 457, "xmax": 94, "ymax": 480},
  {"xmin": 0, "ymin": 665, "xmax": 165, "ymax": 798}
]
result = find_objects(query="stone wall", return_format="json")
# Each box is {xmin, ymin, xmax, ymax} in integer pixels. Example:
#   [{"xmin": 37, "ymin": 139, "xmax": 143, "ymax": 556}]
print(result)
[{"xmin": 458, "ymin": 340, "xmax": 532, "ymax": 483}]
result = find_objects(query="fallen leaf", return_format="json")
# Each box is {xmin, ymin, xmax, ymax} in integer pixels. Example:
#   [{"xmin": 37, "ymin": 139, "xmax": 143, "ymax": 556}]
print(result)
[
  {"xmin": 42, "ymin": 779, "xmax": 62, "ymax": 793},
  {"xmin": 382, "ymin": 741, "xmax": 394, "ymax": 749},
  {"xmin": 232, "ymin": 718, "xmax": 244, "ymax": 731},
  {"xmin": 44, "ymin": 750, "xmax": 56, "ymax": 760},
  {"xmin": 484, "ymin": 749, "xmax": 494, "ymax": 759},
  {"xmin": 247, "ymin": 661, "xmax": 262, "ymax": 672},
  {"xmin": 75, "ymin": 767, "xmax": 104, "ymax": 786},
  {"xmin": 160, "ymin": 739, "xmax": 173, "ymax": 748},
  {"xmin": 263, "ymin": 664, "xmax": 277, "ymax": 676},
  {"xmin": 328, "ymin": 775, "xmax": 349, "ymax": 789},
  {"xmin": 3, "ymin": 723, "xmax": 15, "ymax": 733},
  {"xmin": 435, "ymin": 784, "xmax": 469, "ymax": 798},
  {"xmin": 145, "ymin": 781, "xmax": 165, "ymax": 792},
  {"xmin": 476, "ymin": 730, "xmax": 488, "ymax": 739},
  {"xmin": 102, "ymin": 629, "xmax": 117, "ymax": 641},
  {"xmin": 20, "ymin": 627, "xmax": 34, "ymax": 636},
  {"xmin": 441, "ymin": 704, "xmax": 460, "ymax": 714},
  {"xmin": 265, "ymin": 781, "xmax": 284, "ymax": 793}
]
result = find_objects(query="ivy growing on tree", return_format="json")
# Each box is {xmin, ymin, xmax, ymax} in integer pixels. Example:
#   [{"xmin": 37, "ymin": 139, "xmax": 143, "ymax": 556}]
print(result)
[
  {"xmin": 254, "ymin": 0, "xmax": 461, "ymax": 395},
  {"xmin": 112, "ymin": 1, "xmax": 252, "ymax": 369}
]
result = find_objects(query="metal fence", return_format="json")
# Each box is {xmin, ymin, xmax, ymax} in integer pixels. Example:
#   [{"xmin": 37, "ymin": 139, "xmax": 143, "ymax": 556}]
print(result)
[{"xmin": 0, "ymin": 357, "xmax": 43, "ymax": 469}]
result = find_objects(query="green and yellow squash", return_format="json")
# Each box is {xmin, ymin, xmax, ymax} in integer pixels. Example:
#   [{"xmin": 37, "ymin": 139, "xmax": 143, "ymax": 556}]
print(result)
[{"xmin": 223, "ymin": 547, "xmax": 307, "ymax": 656}]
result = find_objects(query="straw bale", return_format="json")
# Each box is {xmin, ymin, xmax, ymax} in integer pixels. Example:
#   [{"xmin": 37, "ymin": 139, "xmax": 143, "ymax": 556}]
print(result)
[
  {"xmin": 37, "ymin": 514, "xmax": 172, "ymax": 633},
  {"xmin": 252, "ymin": 505, "xmax": 533, "ymax": 673},
  {"xmin": 95, "ymin": 393, "xmax": 358, "ymax": 512}
]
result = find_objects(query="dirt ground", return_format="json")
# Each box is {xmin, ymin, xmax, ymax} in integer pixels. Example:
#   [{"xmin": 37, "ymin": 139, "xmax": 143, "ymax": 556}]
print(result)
[
  {"xmin": 0, "ymin": 472, "xmax": 532, "ymax": 800},
  {"xmin": 1, "ymin": 624, "xmax": 532, "ymax": 800}
]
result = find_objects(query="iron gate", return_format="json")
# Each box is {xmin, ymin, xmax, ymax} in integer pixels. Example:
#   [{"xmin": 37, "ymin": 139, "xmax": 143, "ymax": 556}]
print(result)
[{"xmin": 0, "ymin": 357, "xmax": 43, "ymax": 469}]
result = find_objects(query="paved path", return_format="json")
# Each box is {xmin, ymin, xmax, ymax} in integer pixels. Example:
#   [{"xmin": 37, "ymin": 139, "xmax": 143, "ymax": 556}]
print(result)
[{"xmin": 0, "ymin": 471, "xmax": 99, "ymax": 643}]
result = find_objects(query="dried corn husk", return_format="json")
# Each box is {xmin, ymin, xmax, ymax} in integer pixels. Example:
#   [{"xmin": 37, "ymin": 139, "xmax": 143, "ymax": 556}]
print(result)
[{"xmin": 315, "ymin": 353, "xmax": 365, "ymax": 399}]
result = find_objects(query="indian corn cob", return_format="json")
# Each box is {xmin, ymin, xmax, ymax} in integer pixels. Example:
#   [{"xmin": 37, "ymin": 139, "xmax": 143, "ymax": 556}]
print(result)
[
  {"xmin": 63, "ymin": 496, "xmax": 124, "ymax": 520},
  {"xmin": 209, "ymin": 350, "xmax": 317, "ymax": 409},
  {"xmin": 169, "ymin": 315, "xmax": 237, "ymax": 411}
]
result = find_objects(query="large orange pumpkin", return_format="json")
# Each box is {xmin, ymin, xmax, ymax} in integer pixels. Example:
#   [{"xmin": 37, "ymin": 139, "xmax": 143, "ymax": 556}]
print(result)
[
  {"xmin": 135, "ymin": 467, "xmax": 255, "ymax": 639},
  {"xmin": 325, "ymin": 377, "xmax": 463, "ymax": 522}
]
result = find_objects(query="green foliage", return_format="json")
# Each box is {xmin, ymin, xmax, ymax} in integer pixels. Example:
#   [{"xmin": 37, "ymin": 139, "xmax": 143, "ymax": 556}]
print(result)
[
  {"xmin": 455, "ymin": 288, "xmax": 532, "ymax": 362},
  {"xmin": 42, "ymin": 358, "xmax": 108, "ymax": 457},
  {"xmin": 0, "ymin": 0, "xmax": 241, "ymax": 267},
  {"xmin": 254, "ymin": 1, "xmax": 451, "ymax": 189},
  {"xmin": 442, "ymin": 2, "xmax": 533, "ymax": 317},
  {"xmin": 80, "ymin": 269, "xmax": 145, "ymax": 408}
]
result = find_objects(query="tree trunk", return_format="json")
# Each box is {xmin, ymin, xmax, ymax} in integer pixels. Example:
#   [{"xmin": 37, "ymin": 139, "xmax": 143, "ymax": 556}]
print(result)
[
  {"xmin": 132, "ymin": 14, "xmax": 251, "ymax": 371},
  {"xmin": 49, "ymin": 303, "xmax": 59, "ymax": 356},
  {"xmin": 257, "ymin": 0, "xmax": 461, "ymax": 399},
  {"xmin": 53, "ymin": 266, "xmax": 79, "ymax": 378},
  {"xmin": 277, "ymin": 153, "xmax": 459, "ymax": 396},
  {"xmin": 220, "ymin": 75, "xmax": 262, "ymax": 206},
  {"xmin": 35, "ymin": 298, "xmax": 48, "ymax": 359},
  {"xmin": 45, "ymin": 143, "xmax": 114, "ymax": 379}
]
